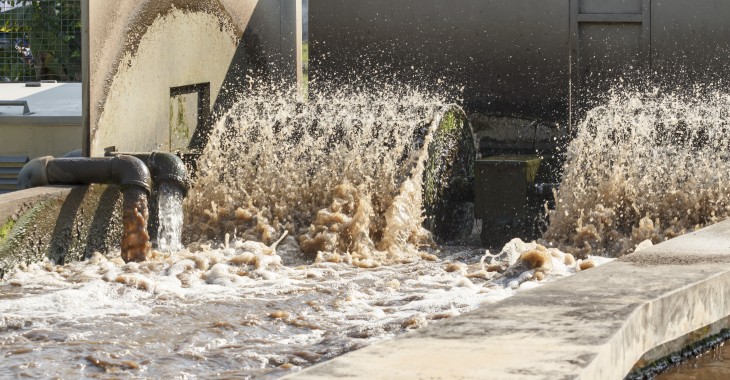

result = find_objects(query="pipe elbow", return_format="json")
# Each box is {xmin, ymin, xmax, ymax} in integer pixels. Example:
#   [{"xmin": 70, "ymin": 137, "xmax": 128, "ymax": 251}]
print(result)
[
  {"xmin": 17, "ymin": 156, "xmax": 52, "ymax": 189},
  {"xmin": 111, "ymin": 155, "xmax": 152, "ymax": 194},
  {"xmin": 147, "ymin": 152, "xmax": 189, "ymax": 196}
]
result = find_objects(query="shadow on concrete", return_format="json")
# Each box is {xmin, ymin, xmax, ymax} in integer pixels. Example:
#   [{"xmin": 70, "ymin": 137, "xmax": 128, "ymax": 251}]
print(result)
[
  {"xmin": 84, "ymin": 186, "xmax": 121, "ymax": 258},
  {"xmin": 190, "ymin": 2, "xmax": 286, "ymax": 153},
  {"xmin": 48, "ymin": 186, "xmax": 87, "ymax": 264}
]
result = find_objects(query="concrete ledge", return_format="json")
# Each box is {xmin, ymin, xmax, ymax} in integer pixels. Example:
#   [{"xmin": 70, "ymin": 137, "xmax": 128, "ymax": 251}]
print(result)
[
  {"xmin": 0, "ymin": 185, "xmax": 124, "ymax": 277},
  {"xmin": 288, "ymin": 220, "xmax": 730, "ymax": 379},
  {"xmin": 0, "ymin": 186, "xmax": 74, "ymax": 221}
]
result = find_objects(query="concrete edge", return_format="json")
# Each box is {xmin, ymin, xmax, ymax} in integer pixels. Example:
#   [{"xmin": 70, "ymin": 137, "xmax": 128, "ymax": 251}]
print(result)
[
  {"xmin": 286, "ymin": 219, "xmax": 730, "ymax": 379},
  {"xmin": 0, "ymin": 185, "xmax": 126, "ymax": 278},
  {"xmin": 0, "ymin": 186, "xmax": 76, "ymax": 222},
  {"xmin": 0, "ymin": 116, "xmax": 82, "ymax": 126}
]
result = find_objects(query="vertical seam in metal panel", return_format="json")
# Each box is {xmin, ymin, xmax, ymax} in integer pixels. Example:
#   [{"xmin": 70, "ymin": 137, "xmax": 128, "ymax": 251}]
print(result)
[
  {"xmin": 645, "ymin": 0, "xmax": 652, "ymax": 78},
  {"xmin": 569, "ymin": 0, "xmax": 579, "ymax": 130},
  {"xmin": 280, "ymin": 0, "xmax": 284, "ymax": 77}
]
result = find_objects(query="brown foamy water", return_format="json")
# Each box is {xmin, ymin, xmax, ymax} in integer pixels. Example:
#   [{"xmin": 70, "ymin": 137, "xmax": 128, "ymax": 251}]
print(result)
[
  {"xmin": 0, "ymin": 84, "xmax": 614, "ymax": 378},
  {"xmin": 185, "ymin": 84, "xmax": 453, "ymax": 266},
  {"xmin": 545, "ymin": 90, "xmax": 730, "ymax": 257},
  {"xmin": 30, "ymin": 85, "xmax": 730, "ymax": 378},
  {"xmin": 0, "ymin": 235, "xmax": 602, "ymax": 378}
]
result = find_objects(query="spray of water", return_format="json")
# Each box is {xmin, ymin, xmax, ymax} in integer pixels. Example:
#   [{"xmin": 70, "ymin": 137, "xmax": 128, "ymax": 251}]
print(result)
[
  {"xmin": 0, "ymin": 82, "xmax": 620, "ymax": 378},
  {"xmin": 184, "ymin": 84, "xmax": 454, "ymax": 265},
  {"xmin": 157, "ymin": 183, "xmax": 184, "ymax": 252},
  {"xmin": 545, "ymin": 89, "xmax": 730, "ymax": 257}
]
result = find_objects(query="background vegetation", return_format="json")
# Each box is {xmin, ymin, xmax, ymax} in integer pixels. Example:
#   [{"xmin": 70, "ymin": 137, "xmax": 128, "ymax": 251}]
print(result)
[{"xmin": 0, "ymin": 0, "xmax": 81, "ymax": 82}]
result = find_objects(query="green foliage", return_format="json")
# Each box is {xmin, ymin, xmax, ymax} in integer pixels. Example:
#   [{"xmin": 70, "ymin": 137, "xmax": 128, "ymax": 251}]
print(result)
[{"xmin": 0, "ymin": 0, "xmax": 81, "ymax": 82}]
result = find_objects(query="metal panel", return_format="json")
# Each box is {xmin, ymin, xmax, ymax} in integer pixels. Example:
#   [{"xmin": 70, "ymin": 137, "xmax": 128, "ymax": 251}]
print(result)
[
  {"xmin": 651, "ymin": 0, "xmax": 730, "ymax": 89},
  {"xmin": 310, "ymin": 0, "xmax": 730, "ymax": 127},
  {"xmin": 310, "ymin": 0, "xmax": 571, "ymax": 122},
  {"xmin": 580, "ymin": 0, "xmax": 642, "ymax": 14},
  {"xmin": 578, "ymin": 23, "xmax": 643, "ymax": 95},
  {"xmin": 570, "ymin": 0, "xmax": 650, "ymax": 124}
]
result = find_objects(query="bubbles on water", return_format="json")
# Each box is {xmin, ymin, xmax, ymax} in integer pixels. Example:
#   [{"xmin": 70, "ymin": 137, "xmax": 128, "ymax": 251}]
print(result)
[
  {"xmin": 0, "ymin": 233, "xmax": 608, "ymax": 378},
  {"xmin": 184, "ymin": 84, "xmax": 449, "ymax": 265},
  {"xmin": 157, "ymin": 183, "xmax": 184, "ymax": 252},
  {"xmin": 545, "ymin": 89, "xmax": 730, "ymax": 257}
]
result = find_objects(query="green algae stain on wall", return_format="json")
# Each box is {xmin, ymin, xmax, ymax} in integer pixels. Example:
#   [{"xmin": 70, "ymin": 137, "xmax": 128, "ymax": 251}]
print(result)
[
  {"xmin": 0, "ymin": 198, "xmax": 61, "ymax": 277},
  {"xmin": 422, "ymin": 107, "xmax": 476, "ymax": 242},
  {"xmin": 0, "ymin": 218, "xmax": 15, "ymax": 245}
]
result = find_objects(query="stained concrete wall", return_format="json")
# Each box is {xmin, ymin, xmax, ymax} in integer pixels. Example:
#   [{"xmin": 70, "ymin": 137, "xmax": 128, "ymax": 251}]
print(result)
[
  {"xmin": 310, "ymin": 0, "xmax": 730, "ymax": 124},
  {"xmin": 85, "ymin": 0, "xmax": 302, "ymax": 157},
  {"xmin": 0, "ymin": 185, "xmax": 123, "ymax": 278},
  {"xmin": 651, "ymin": 0, "xmax": 730, "ymax": 87},
  {"xmin": 310, "ymin": 0, "xmax": 571, "ymax": 122}
]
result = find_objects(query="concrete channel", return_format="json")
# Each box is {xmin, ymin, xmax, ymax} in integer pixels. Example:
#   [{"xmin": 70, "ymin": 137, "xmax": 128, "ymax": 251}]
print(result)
[{"xmin": 287, "ymin": 220, "xmax": 730, "ymax": 379}]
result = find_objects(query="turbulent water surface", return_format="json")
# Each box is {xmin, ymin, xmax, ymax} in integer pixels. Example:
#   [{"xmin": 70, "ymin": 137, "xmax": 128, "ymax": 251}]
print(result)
[
  {"xmin": 545, "ymin": 90, "xmax": 730, "ymax": 257},
  {"xmin": 5, "ymin": 86, "xmax": 728, "ymax": 378},
  {"xmin": 0, "ymin": 237, "xmax": 603, "ymax": 378}
]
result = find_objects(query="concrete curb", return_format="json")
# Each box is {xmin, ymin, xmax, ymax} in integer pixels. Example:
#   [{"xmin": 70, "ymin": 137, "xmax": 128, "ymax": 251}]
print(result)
[
  {"xmin": 0, "ymin": 186, "xmax": 74, "ymax": 221},
  {"xmin": 287, "ymin": 220, "xmax": 730, "ymax": 379}
]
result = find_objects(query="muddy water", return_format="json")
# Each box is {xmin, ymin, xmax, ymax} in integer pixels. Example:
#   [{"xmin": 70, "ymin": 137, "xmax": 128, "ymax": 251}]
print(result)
[
  {"xmin": 545, "ymin": 90, "xmax": 730, "ymax": 257},
  {"xmin": 5, "ymin": 86, "xmax": 724, "ymax": 378},
  {"xmin": 185, "ymin": 85, "xmax": 453, "ymax": 265},
  {"xmin": 0, "ymin": 236, "xmax": 606, "ymax": 378},
  {"xmin": 657, "ymin": 343, "xmax": 730, "ymax": 380}
]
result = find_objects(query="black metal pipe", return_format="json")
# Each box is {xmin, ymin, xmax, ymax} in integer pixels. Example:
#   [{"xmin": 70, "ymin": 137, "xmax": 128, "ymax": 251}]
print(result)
[
  {"xmin": 18, "ymin": 155, "xmax": 151, "ymax": 192},
  {"xmin": 106, "ymin": 152, "xmax": 190, "ymax": 248},
  {"xmin": 106, "ymin": 151, "xmax": 189, "ymax": 196},
  {"xmin": 16, "ymin": 155, "xmax": 153, "ymax": 263}
]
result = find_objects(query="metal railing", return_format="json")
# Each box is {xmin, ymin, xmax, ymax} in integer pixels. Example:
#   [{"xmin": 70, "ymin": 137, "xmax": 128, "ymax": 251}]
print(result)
[{"xmin": 0, "ymin": 0, "xmax": 81, "ymax": 83}]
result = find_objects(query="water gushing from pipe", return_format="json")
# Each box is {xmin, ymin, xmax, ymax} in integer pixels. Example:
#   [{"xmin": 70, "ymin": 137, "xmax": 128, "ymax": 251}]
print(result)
[
  {"xmin": 121, "ymin": 188, "xmax": 151, "ymax": 262},
  {"xmin": 157, "ymin": 182, "xmax": 184, "ymax": 252}
]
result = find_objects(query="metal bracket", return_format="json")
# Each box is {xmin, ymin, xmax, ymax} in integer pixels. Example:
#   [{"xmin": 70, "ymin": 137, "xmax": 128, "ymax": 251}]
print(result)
[{"xmin": 0, "ymin": 100, "xmax": 33, "ymax": 115}]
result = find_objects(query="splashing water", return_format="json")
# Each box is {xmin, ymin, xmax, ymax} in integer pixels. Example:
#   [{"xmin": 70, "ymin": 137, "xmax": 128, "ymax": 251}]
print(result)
[
  {"xmin": 157, "ymin": 183, "xmax": 184, "ymax": 252},
  {"xmin": 545, "ymin": 90, "xmax": 730, "ymax": 257},
  {"xmin": 185, "ymin": 84, "xmax": 454, "ymax": 266},
  {"xmin": 0, "ymin": 83, "xmax": 623, "ymax": 378},
  {"xmin": 0, "ymin": 235, "xmax": 605, "ymax": 378}
]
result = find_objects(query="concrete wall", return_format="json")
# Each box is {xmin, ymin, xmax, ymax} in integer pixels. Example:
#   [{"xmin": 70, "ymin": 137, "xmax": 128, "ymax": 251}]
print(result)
[
  {"xmin": 0, "ymin": 185, "xmax": 123, "ymax": 277},
  {"xmin": 85, "ymin": 0, "xmax": 302, "ymax": 157},
  {"xmin": 310, "ymin": 0, "xmax": 571, "ymax": 122},
  {"xmin": 652, "ymin": 0, "xmax": 730, "ymax": 87},
  {"xmin": 82, "ymin": 0, "xmax": 730, "ymax": 151},
  {"xmin": 310, "ymin": 0, "xmax": 730, "ymax": 124},
  {"xmin": 0, "ymin": 83, "xmax": 82, "ymax": 159}
]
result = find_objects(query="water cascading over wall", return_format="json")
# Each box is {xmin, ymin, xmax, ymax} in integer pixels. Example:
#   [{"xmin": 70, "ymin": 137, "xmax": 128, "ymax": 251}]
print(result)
[
  {"xmin": 545, "ymin": 90, "xmax": 730, "ymax": 257},
  {"xmin": 184, "ymin": 85, "xmax": 474, "ymax": 266}
]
